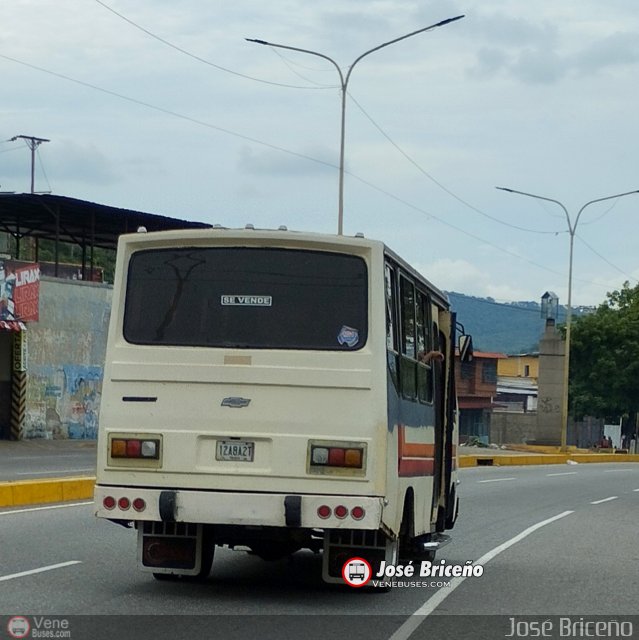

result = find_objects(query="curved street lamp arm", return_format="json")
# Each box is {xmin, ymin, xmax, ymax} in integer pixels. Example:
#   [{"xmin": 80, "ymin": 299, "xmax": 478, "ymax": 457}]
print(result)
[
  {"xmin": 496, "ymin": 186, "xmax": 571, "ymax": 231},
  {"xmin": 575, "ymin": 189, "xmax": 639, "ymax": 228},
  {"xmin": 345, "ymin": 15, "xmax": 465, "ymax": 87},
  {"xmin": 245, "ymin": 38, "xmax": 345, "ymax": 87}
]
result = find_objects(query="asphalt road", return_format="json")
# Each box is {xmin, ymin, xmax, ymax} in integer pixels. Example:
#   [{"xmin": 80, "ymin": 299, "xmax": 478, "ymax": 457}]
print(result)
[
  {"xmin": 1, "ymin": 463, "xmax": 638, "ymax": 639},
  {"xmin": 0, "ymin": 440, "xmax": 97, "ymax": 481}
]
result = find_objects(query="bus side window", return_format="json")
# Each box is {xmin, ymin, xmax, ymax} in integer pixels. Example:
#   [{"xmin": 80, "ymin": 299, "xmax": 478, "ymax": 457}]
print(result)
[
  {"xmin": 416, "ymin": 292, "xmax": 433, "ymax": 404},
  {"xmin": 385, "ymin": 264, "xmax": 397, "ymax": 352},
  {"xmin": 399, "ymin": 275, "xmax": 417, "ymax": 400},
  {"xmin": 385, "ymin": 264, "xmax": 399, "ymax": 390}
]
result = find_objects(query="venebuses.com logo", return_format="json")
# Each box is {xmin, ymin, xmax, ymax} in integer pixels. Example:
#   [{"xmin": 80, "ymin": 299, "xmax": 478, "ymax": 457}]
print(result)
[
  {"xmin": 5, "ymin": 615, "xmax": 71, "ymax": 639},
  {"xmin": 7, "ymin": 617, "xmax": 30, "ymax": 639}
]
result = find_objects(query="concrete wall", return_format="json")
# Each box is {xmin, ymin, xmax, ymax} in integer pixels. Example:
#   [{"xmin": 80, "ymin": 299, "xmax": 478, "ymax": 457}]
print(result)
[
  {"xmin": 535, "ymin": 319, "xmax": 565, "ymax": 445},
  {"xmin": 24, "ymin": 277, "xmax": 112, "ymax": 439},
  {"xmin": 491, "ymin": 412, "xmax": 539, "ymax": 445}
]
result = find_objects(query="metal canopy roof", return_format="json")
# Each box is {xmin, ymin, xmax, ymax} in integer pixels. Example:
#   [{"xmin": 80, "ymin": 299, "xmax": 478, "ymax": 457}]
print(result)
[{"xmin": 0, "ymin": 193, "xmax": 211, "ymax": 251}]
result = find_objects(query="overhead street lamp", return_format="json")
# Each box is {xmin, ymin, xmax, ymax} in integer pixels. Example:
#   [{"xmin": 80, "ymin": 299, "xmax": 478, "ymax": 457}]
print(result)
[
  {"xmin": 247, "ymin": 15, "xmax": 464, "ymax": 235},
  {"xmin": 496, "ymin": 186, "xmax": 639, "ymax": 451}
]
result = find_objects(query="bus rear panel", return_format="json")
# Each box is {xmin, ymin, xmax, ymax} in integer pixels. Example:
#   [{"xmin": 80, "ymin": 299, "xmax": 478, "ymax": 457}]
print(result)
[{"xmin": 94, "ymin": 229, "xmax": 461, "ymax": 584}]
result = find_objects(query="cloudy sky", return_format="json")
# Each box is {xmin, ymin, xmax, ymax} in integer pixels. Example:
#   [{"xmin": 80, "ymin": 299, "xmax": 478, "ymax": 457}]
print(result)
[{"xmin": 2, "ymin": 0, "xmax": 638, "ymax": 306}]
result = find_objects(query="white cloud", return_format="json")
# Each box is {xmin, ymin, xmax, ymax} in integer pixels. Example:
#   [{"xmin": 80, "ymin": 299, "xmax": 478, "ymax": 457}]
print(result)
[{"xmin": 1, "ymin": 0, "xmax": 638, "ymax": 306}]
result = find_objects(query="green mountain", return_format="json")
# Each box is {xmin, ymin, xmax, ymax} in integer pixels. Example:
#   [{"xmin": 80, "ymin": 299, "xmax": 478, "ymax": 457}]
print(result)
[{"xmin": 447, "ymin": 292, "xmax": 580, "ymax": 354}]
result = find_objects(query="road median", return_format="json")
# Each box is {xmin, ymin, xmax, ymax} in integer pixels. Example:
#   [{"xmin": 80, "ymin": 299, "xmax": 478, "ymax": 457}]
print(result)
[
  {"xmin": 459, "ymin": 452, "xmax": 639, "ymax": 467},
  {"xmin": 0, "ymin": 476, "xmax": 95, "ymax": 508}
]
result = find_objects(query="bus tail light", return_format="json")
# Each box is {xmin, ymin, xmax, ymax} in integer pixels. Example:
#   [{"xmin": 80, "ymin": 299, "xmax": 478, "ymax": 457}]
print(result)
[
  {"xmin": 102, "ymin": 495, "xmax": 146, "ymax": 513},
  {"xmin": 334, "ymin": 505, "xmax": 348, "ymax": 519},
  {"xmin": 309, "ymin": 441, "xmax": 366, "ymax": 473},
  {"xmin": 316, "ymin": 503, "xmax": 367, "ymax": 522},
  {"xmin": 351, "ymin": 506, "xmax": 365, "ymax": 520},
  {"xmin": 317, "ymin": 505, "xmax": 332, "ymax": 519},
  {"xmin": 110, "ymin": 437, "xmax": 160, "ymax": 460}
]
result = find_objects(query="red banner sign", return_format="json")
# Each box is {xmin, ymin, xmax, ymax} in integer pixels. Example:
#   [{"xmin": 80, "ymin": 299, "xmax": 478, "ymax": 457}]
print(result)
[{"xmin": 0, "ymin": 260, "xmax": 40, "ymax": 322}]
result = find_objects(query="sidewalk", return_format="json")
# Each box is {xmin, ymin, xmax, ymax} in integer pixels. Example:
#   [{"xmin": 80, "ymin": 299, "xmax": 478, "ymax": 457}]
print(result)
[{"xmin": 1, "ymin": 439, "xmax": 638, "ymax": 509}]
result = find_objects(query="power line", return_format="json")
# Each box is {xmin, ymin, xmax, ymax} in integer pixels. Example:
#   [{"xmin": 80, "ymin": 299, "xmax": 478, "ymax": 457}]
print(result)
[
  {"xmin": 348, "ymin": 94, "xmax": 562, "ymax": 236},
  {"xmin": 36, "ymin": 147, "xmax": 52, "ymax": 193},
  {"xmin": 267, "ymin": 47, "xmax": 336, "ymax": 88},
  {"xmin": 0, "ymin": 53, "xmax": 337, "ymax": 173},
  {"xmin": 93, "ymin": 0, "xmax": 332, "ymax": 91},
  {"xmin": 576, "ymin": 234, "xmax": 638, "ymax": 283},
  {"xmin": 0, "ymin": 52, "xmax": 624, "ymax": 294}
]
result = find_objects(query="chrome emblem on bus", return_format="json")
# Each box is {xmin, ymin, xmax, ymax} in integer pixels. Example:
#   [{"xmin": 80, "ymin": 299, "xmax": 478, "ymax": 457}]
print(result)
[{"xmin": 221, "ymin": 397, "xmax": 251, "ymax": 408}]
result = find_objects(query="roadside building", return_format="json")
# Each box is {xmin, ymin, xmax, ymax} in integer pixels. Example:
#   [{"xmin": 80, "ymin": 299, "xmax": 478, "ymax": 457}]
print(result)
[
  {"xmin": 495, "ymin": 353, "xmax": 539, "ymax": 414},
  {"xmin": 455, "ymin": 350, "xmax": 506, "ymax": 444},
  {"xmin": 0, "ymin": 193, "xmax": 209, "ymax": 440}
]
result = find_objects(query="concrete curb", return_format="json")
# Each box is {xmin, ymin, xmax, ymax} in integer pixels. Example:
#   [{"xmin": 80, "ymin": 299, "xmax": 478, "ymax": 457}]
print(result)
[
  {"xmin": 459, "ymin": 453, "xmax": 639, "ymax": 468},
  {"xmin": 0, "ymin": 476, "xmax": 95, "ymax": 508},
  {"xmin": 2, "ymin": 452, "xmax": 639, "ymax": 508}
]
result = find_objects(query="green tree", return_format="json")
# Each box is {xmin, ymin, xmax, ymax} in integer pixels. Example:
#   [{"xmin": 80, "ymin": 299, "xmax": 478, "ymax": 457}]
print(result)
[{"xmin": 569, "ymin": 282, "xmax": 639, "ymax": 431}]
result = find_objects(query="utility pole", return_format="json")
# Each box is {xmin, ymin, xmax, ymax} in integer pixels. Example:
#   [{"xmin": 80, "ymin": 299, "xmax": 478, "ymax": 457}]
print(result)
[{"xmin": 10, "ymin": 134, "xmax": 50, "ymax": 193}]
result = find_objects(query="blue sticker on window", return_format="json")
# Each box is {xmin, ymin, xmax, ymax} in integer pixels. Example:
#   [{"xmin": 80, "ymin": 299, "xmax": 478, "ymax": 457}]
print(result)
[{"xmin": 338, "ymin": 325, "xmax": 359, "ymax": 348}]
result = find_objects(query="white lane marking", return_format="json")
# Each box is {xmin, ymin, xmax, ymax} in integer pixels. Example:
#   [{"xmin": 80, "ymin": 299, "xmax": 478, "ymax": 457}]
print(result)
[
  {"xmin": 602, "ymin": 469, "xmax": 637, "ymax": 473},
  {"xmin": 0, "ymin": 502, "xmax": 94, "ymax": 516},
  {"xmin": 0, "ymin": 561, "xmax": 82, "ymax": 582},
  {"xmin": 634, "ymin": 489, "xmax": 639, "ymax": 492},
  {"xmin": 590, "ymin": 496, "xmax": 618, "ymax": 504},
  {"xmin": 546, "ymin": 472, "xmax": 578, "ymax": 477},
  {"xmin": 477, "ymin": 478, "xmax": 516, "ymax": 483},
  {"xmin": 15, "ymin": 468, "xmax": 95, "ymax": 475},
  {"xmin": 388, "ymin": 510, "xmax": 574, "ymax": 640}
]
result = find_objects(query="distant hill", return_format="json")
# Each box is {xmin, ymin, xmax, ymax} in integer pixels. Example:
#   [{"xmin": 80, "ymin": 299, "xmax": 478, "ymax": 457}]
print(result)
[{"xmin": 446, "ymin": 292, "xmax": 590, "ymax": 354}]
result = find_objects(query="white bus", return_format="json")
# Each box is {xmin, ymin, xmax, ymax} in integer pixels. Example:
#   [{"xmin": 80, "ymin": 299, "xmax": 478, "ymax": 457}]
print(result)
[{"xmin": 94, "ymin": 227, "xmax": 471, "ymax": 584}]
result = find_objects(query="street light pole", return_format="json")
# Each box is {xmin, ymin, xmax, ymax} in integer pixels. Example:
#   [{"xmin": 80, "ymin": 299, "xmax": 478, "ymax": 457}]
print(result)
[
  {"xmin": 496, "ymin": 186, "xmax": 639, "ymax": 451},
  {"xmin": 247, "ymin": 15, "xmax": 464, "ymax": 235}
]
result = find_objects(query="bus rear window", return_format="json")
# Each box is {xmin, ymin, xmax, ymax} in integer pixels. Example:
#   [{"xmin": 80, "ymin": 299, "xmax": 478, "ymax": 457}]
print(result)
[{"xmin": 123, "ymin": 247, "xmax": 368, "ymax": 350}]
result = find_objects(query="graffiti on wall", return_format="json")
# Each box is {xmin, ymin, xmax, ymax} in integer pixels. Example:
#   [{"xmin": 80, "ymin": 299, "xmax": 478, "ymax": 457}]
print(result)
[{"xmin": 25, "ymin": 364, "xmax": 103, "ymax": 439}]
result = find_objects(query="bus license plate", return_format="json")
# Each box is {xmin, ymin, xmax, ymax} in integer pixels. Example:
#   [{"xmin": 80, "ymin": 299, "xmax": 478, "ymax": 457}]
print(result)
[{"xmin": 216, "ymin": 440, "xmax": 254, "ymax": 462}]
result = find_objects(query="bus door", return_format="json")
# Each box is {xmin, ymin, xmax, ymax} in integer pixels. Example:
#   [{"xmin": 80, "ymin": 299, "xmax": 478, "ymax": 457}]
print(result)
[{"xmin": 430, "ymin": 326, "xmax": 447, "ymax": 525}]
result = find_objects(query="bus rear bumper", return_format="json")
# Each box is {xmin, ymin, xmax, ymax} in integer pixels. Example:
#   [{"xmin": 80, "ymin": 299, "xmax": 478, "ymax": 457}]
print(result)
[{"xmin": 94, "ymin": 484, "xmax": 384, "ymax": 530}]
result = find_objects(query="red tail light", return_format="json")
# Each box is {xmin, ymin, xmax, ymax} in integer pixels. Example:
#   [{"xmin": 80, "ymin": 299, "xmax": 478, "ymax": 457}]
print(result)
[
  {"xmin": 132, "ymin": 498, "xmax": 146, "ymax": 512},
  {"xmin": 334, "ymin": 505, "xmax": 348, "ymax": 519},
  {"xmin": 118, "ymin": 497, "xmax": 131, "ymax": 510},
  {"xmin": 103, "ymin": 496, "xmax": 116, "ymax": 510},
  {"xmin": 351, "ymin": 506, "xmax": 365, "ymax": 520},
  {"xmin": 317, "ymin": 505, "xmax": 331, "ymax": 519}
]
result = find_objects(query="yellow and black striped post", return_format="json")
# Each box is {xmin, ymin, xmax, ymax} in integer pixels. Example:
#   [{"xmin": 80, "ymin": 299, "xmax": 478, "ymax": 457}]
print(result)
[{"xmin": 11, "ymin": 331, "xmax": 28, "ymax": 441}]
